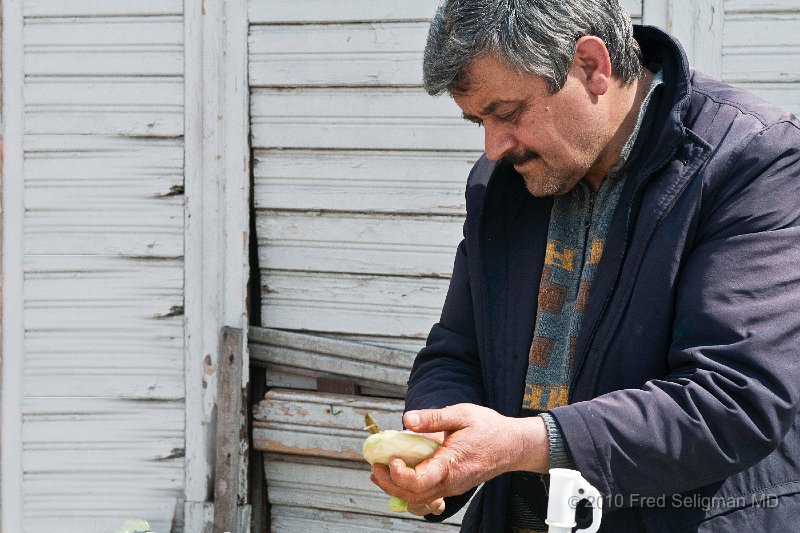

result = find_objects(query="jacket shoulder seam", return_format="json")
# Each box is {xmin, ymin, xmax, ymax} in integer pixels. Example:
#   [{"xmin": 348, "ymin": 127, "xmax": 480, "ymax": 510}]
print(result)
[{"xmin": 691, "ymin": 87, "xmax": 769, "ymax": 126}]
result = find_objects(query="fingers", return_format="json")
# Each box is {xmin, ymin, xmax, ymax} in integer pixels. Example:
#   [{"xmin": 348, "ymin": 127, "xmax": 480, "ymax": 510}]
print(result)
[
  {"xmin": 371, "ymin": 464, "xmax": 431, "ymax": 504},
  {"xmin": 391, "ymin": 454, "xmax": 452, "ymax": 494},
  {"xmin": 370, "ymin": 458, "xmax": 449, "ymax": 504},
  {"xmin": 371, "ymin": 464, "xmax": 445, "ymax": 517},
  {"xmin": 416, "ymin": 430, "xmax": 447, "ymax": 445},
  {"xmin": 404, "ymin": 404, "xmax": 470, "ymax": 434},
  {"xmin": 407, "ymin": 498, "xmax": 446, "ymax": 517}
]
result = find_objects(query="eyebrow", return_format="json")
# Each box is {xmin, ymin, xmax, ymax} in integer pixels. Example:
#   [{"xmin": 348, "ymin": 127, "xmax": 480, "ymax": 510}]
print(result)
[{"xmin": 461, "ymin": 99, "xmax": 523, "ymax": 123}]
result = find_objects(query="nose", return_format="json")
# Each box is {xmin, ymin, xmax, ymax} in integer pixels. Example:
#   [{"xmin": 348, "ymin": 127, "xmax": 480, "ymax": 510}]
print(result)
[{"xmin": 483, "ymin": 122, "xmax": 516, "ymax": 161}]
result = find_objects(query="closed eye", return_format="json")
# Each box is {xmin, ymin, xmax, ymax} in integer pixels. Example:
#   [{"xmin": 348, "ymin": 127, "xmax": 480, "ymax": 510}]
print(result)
[{"xmin": 496, "ymin": 106, "xmax": 522, "ymax": 123}]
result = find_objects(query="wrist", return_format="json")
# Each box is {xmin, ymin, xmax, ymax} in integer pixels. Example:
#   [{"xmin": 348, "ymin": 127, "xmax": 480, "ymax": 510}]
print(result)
[{"xmin": 508, "ymin": 415, "xmax": 549, "ymax": 474}]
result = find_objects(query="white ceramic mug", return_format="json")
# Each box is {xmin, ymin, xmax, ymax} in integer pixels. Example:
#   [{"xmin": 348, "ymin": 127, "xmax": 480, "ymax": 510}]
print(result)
[{"xmin": 546, "ymin": 468, "xmax": 603, "ymax": 533}]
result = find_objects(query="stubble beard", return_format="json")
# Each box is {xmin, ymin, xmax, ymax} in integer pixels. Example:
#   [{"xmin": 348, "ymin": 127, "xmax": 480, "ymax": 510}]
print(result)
[
  {"xmin": 521, "ymin": 138, "xmax": 607, "ymax": 197},
  {"xmin": 504, "ymin": 150, "xmax": 567, "ymax": 197},
  {"xmin": 519, "ymin": 162, "xmax": 586, "ymax": 197}
]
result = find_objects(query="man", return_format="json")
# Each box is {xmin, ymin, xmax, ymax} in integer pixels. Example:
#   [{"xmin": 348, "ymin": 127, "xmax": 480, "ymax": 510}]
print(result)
[{"xmin": 369, "ymin": 0, "xmax": 800, "ymax": 531}]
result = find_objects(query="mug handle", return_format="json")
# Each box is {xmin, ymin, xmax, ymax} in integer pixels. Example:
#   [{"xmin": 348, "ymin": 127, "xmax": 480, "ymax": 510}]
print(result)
[{"xmin": 575, "ymin": 477, "xmax": 603, "ymax": 533}]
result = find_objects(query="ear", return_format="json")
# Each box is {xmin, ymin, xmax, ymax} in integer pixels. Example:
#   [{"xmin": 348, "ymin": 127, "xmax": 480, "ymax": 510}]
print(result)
[{"xmin": 573, "ymin": 36, "xmax": 612, "ymax": 96}]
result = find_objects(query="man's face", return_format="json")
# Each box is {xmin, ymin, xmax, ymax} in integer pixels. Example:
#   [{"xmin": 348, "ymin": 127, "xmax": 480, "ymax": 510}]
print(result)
[{"xmin": 453, "ymin": 55, "xmax": 611, "ymax": 197}]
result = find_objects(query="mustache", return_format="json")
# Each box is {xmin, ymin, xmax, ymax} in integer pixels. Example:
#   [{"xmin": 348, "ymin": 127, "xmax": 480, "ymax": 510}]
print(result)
[{"xmin": 502, "ymin": 150, "xmax": 540, "ymax": 166}]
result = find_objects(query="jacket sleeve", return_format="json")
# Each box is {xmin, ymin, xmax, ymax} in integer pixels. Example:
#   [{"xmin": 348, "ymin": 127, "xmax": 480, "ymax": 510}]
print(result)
[
  {"xmin": 406, "ymin": 238, "xmax": 486, "ymax": 412},
  {"xmin": 550, "ymin": 121, "xmax": 800, "ymax": 506}
]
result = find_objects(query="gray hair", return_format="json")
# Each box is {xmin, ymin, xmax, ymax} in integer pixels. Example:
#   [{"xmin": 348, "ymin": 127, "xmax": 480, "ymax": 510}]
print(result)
[{"xmin": 423, "ymin": 0, "xmax": 643, "ymax": 95}]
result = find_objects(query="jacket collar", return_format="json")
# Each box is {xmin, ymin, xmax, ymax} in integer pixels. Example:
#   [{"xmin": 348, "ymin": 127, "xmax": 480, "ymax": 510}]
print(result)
[{"xmin": 628, "ymin": 25, "xmax": 692, "ymax": 182}]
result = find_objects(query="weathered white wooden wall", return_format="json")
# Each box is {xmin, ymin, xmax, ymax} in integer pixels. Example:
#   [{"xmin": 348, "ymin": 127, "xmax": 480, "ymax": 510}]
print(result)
[{"xmin": 3, "ymin": 1, "xmax": 186, "ymax": 532}]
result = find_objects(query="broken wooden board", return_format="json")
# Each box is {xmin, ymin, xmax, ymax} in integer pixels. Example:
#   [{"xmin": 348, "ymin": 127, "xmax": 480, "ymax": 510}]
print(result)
[
  {"xmin": 252, "ymin": 389, "xmax": 404, "ymax": 461},
  {"xmin": 249, "ymin": 327, "xmax": 416, "ymax": 397}
]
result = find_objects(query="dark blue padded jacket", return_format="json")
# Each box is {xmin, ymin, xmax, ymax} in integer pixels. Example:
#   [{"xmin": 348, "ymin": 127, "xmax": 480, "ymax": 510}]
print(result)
[{"xmin": 406, "ymin": 25, "xmax": 800, "ymax": 532}]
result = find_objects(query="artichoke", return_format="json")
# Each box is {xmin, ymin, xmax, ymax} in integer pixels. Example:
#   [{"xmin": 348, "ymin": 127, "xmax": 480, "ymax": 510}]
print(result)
[{"xmin": 363, "ymin": 429, "xmax": 440, "ymax": 512}]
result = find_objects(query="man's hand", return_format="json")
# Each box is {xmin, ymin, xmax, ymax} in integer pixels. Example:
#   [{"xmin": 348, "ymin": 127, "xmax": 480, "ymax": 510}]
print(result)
[{"xmin": 369, "ymin": 404, "xmax": 549, "ymax": 516}]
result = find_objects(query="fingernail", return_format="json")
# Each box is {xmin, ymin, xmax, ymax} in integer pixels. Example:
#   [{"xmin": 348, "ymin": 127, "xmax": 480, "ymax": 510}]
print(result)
[{"xmin": 406, "ymin": 412, "xmax": 420, "ymax": 428}]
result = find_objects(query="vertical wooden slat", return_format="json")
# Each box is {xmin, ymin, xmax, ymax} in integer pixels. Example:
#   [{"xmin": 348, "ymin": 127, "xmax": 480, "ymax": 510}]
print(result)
[
  {"xmin": 183, "ymin": 0, "xmax": 216, "ymax": 525},
  {"xmin": 214, "ymin": 327, "xmax": 251, "ymax": 533},
  {"xmin": 1, "ymin": 0, "xmax": 26, "ymax": 531},
  {"xmin": 185, "ymin": 0, "xmax": 252, "ymax": 527}
]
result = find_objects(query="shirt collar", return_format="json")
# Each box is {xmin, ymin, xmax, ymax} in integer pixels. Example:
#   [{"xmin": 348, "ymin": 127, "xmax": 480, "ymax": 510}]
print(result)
[{"xmin": 608, "ymin": 69, "xmax": 665, "ymax": 178}]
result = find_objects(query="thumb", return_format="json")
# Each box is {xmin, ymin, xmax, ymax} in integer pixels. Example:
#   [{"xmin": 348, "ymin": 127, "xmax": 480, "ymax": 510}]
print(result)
[{"xmin": 404, "ymin": 404, "xmax": 469, "ymax": 433}]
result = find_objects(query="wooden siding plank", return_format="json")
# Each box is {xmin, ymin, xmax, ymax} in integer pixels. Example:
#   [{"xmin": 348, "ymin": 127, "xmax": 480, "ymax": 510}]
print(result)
[
  {"xmin": 24, "ymin": 138, "xmax": 183, "ymax": 188},
  {"xmin": 723, "ymin": 51, "xmax": 800, "ymax": 84},
  {"xmin": 252, "ymin": 389, "xmax": 405, "ymax": 460},
  {"xmin": 23, "ymin": 133, "xmax": 185, "ymax": 152},
  {"xmin": 724, "ymin": 13, "xmax": 800, "ymax": 48},
  {"xmin": 249, "ymin": 0, "xmax": 442, "ymax": 24},
  {"xmin": 22, "ymin": 397, "xmax": 184, "ymax": 533},
  {"xmin": 24, "ymin": 211, "xmax": 183, "ymax": 257},
  {"xmin": 264, "ymin": 454, "xmax": 465, "ymax": 525},
  {"xmin": 24, "ymin": 16, "xmax": 183, "ymax": 46},
  {"xmin": 24, "ymin": 77, "xmax": 183, "ymax": 137},
  {"xmin": 258, "ymin": 328, "xmax": 429, "ymax": 396},
  {"xmin": 270, "ymin": 506, "xmax": 460, "ymax": 532},
  {"xmin": 253, "ymin": 150, "xmax": 476, "ymax": 215},
  {"xmin": 257, "ymin": 212, "xmax": 462, "ymax": 277},
  {"xmin": 318, "ymin": 332, "xmax": 427, "ymax": 353},
  {"xmin": 24, "ymin": 0, "xmax": 184, "ymax": 17},
  {"xmin": 249, "ymin": 328, "xmax": 415, "ymax": 395},
  {"xmin": 23, "ymin": 255, "xmax": 184, "ymax": 399},
  {"xmin": 261, "ymin": 271, "xmax": 449, "ymax": 338},
  {"xmin": 249, "ymin": 22, "xmax": 427, "ymax": 87},
  {"xmin": 725, "ymin": 0, "xmax": 800, "ymax": 13},
  {"xmin": 251, "ymin": 88, "xmax": 483, "ymax": 151},
  {"xmin": 26, "ymin": 48, "xmax": 182, "ymax": 77}
]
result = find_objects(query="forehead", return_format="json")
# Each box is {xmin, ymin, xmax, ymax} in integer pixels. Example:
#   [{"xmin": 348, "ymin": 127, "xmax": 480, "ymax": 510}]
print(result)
[{"xmin": 452, "ymin": 56, "xmax": 549, "ymax": 106}]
